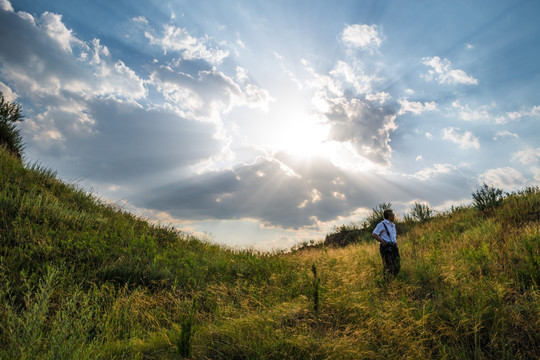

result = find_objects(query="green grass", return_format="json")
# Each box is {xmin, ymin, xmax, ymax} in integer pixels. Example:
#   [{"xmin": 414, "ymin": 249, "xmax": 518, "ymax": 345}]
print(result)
[{"xmin": 1, "ymin": 146, "xmax": 539, "ymax": 359}]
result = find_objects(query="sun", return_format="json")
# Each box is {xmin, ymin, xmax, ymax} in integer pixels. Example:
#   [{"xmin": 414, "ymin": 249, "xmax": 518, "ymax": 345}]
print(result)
[
  {"xmin": 272, "ymin": 110, "xmax": 330, "ymax": 158},
  {"xmin": 263, "ymin": 106, "xmax": 377, "ymax": 171},
  {"xmin": 239, "ymin": 95, "xmax": 374, "ymax": 171}
]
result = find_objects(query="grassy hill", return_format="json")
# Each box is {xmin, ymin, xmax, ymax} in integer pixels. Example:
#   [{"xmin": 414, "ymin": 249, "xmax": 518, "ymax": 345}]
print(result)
[{"xmin": 1, "ymin": 146, "xmax": 539, "ymax": 359}]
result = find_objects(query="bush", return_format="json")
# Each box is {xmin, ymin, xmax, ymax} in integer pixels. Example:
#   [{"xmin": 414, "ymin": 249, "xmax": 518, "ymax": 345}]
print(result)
[
  {"xmin": 363, "ymin": 202, "xmax": 392, "ymax": 229},
  {"xmin": 410, "ymin": 202, "xmax": 433, "ymax": 222},
  {"xmin": 0, "ymin": 92, "xmax": 24, "ymax": 159},
  {"xmin": 472, "ymin": 183, "xmax": 504, "ymax": 213}
]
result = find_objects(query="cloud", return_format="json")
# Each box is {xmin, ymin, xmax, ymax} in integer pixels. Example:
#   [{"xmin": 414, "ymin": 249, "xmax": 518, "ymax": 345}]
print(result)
[
  {"xmin": 40, "ymin": 11, "xmax": 84, "ymax": 53},
  {"xmin": 140, "ymin": 151, "xmax": 472, "ymax": 231},
  {"xmin": 29, "ymin": 99, "xmax": 222, "ymax": 185},
  {"xmin": 132, "ymin": 16, "xmax": 149, "ymax": 25},
  {"xmin": 0, "ymin": 9, "xmax": 146, "ymax": 103},
  {"xmin": 0, "ymin": 5, "xmax": 222, "ymax": 186},
  {"xmin": 452, "ymin": 102, "xmax": 540, "ymax": 124},
  {"xmin": 319, "ymin": 96, "xmax": 397, "ymax": 166},
  {"xmin": 0, "ymin": 81, "xmax": 17, "ymax": 100},
  {"xmin": 303, "ymin": 58, "xmax": 397, "ymax": 167},
  {"xmin": 452, "ymin": 100, "xmax": 492, "ymax": 121},
  {"xmin": 412, "ymin": 163, "xmax": 457, "ymax": 181},
  {"xmin": 532, "ymin": 167, "xmax": 540, "ymax": 185},
  {"xmin": 398, "ymin": 99, "xmax": 437, "ymax": 115},
  {"xmin": 0, "ymin": 0, "xmax": 13, "ymax": 12},
  {"xmin": 329, "ymin": 60, "xmax": 389, "ymax": 103},
  {"xmin": 478, "ymin": 167, "xmax": 527, "ymax": 190},
  {"xmin": 512, "ymin": 147, "xmax": 540, "ymax": 165},
  {"xmin": 422, "ymin": 56, "xmax": 478, "ymax": 85},
  {"xmin": 442, "ymin": 127, "xmax": 480, "ymax": 149},
  {"xmin": 342, "ymin": 24, "xmax": 382, "ymax": 50},
  {"xmin": 140, "ymin": 153, "xmax": 394, "ymax": 229},
  {"xmin": 149, "ymin": 65, "xmax": 272, "ymax": 125},
  {"xmin": 506, "ymin": 105, "xmax": 540, "ymax": 121},
  {"xmin": 145, "ymin": 24, "xmax": 229, "ymax": 64},
  {"xmin": 493, "ymin": 130, "xmax": 519, "ymax": 141}
]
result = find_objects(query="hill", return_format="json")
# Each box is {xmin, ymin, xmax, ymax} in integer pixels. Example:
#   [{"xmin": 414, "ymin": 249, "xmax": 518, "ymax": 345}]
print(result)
[{"xmin": 1, "ymin": 146, "xmax": 539, "ymax": 359}]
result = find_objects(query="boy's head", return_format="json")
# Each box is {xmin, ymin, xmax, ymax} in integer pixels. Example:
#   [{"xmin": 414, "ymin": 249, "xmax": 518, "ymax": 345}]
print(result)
[{"xmin": 383, "ymin": 209, "xmax": 395, "ymax": 221}]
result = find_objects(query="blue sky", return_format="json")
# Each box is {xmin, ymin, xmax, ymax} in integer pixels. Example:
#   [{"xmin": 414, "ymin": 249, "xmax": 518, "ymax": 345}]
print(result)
[{"xmin": 2, "ymin": 0, "xmax": 540, "ymax": 250}]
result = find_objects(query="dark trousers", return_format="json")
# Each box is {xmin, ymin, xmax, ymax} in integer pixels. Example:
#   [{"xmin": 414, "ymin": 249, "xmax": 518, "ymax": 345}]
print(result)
[{"xmin": 380, "ymin": 243, "xmax": 400, "ymax": 276}]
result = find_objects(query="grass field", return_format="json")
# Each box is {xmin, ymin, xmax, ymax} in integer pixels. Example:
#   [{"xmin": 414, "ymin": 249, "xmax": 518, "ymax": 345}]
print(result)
[{"xmin": 1, "ymin": 146, "xmax": 539, "ymax": 359}]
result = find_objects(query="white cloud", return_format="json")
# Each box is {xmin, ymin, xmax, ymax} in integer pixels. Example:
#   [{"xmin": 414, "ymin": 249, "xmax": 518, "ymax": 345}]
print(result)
[
  {"xmin": 532, "ymin": 167, "xmax": 540, "ymax": 186},
  {"xmin": 478, "ymin": 167, "xmax": 527, "ymax": 190},
  {"xmin": 301, "ymin": 55, "xmax": 398, "ymax": 166},
  {"xmin": 512, "ymin": 147, "xmax": 540, "ymax": 165},
  {"xmin": 145, "ymin": 24, "xmax": 229, "ymax": 64},
  {"xmin": 442, "ymin": 127, "xmax": 480, "ymax": 149},
  {"xmin": 0, "ymin": 0, "xmax": 13, "ymax": 12},
  {"xmin": 329, "ymin": 60, "xmax": 389, "ymax": 103},
  {"xmin": 0, "ymin": 82, "xmax": 17, "ymax": 100},
  {"xmin": 132, "ymin": 16, "xmax": 148, "ymax": 25},
  {"xmin": 149, "ymin": 65, "xmax": 272, "ymax": 128},
  {"xmin": 331, "ymin": 61, "xmax": 372, "ymax": 94},
  {"xmin": 318, "ymin": 96, "xmax": 397, "ymax": 166},
  {"xmin": 422, "ymin": 56, "xmax": 478, "ymax": 85},
  {"xmin": 452, "ymin": 100, "xmax": 492, "ymax": 121},
  {"xmin": 398, "ymin": 99, "xmax": 437, "ymax": 115},
  {"xmin": 506, "ymin": 105, "xmax": 540, "ymax": 121},
  {"xmin": 0, "ymin": 9, "xmax": 146, "ymax": 102},
  {"xmin": 235, "ymin": 66, "xmax": 249, "ymax": 83},
  {"xmin": 493, "ymin": 130, "xmax": 519, "ymax": 141},
  {"xmin": 412, "ymin": 163, "xmax": 457, "ymax": 180},
  {"xmin": 40, "ymin": 12, "xmax": 83, "ymax": 53},
  {"xmin": 342, "ymin": 24, "xmax": 382, "ymax": 50}
]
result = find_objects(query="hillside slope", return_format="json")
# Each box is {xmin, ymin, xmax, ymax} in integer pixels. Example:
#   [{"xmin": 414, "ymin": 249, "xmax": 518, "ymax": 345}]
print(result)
[{"xmin": 1, "ymin": 146, "xmax": 539, "ymax": 359}]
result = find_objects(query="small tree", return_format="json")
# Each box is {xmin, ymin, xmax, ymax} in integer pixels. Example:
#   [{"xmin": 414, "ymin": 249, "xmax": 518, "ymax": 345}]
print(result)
[
  {"xmin": 410, "ymin": 202, "xmax": 433, "ymax": 222},
  {"xmin": 0, "ymin": 92, "xmax": 24, "ymax": 158},
  {"xmin": 364, "ymin": 202, "xmax": 392, "ymax": 230},
  {"xmin": 472, "ymin": 183, "xmax": 504, "ymax": 213}
]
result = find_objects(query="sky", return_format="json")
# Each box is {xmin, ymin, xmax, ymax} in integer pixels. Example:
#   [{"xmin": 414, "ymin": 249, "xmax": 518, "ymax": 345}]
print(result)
[{"xmin": 1, "ymin": 0, "xmax": 540, "ymax": 251}]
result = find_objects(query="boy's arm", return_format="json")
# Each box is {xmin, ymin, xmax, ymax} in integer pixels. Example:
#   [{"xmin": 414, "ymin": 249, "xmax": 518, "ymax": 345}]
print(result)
[{"xmin": 372, "ymin": 231, "xmax": 387, "ymax": 246}]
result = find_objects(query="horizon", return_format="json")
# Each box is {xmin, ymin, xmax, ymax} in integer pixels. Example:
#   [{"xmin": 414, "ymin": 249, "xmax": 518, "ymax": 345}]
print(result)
[{"xmin": 1, "ymin": 0, "xmax": 539, "ymax": 250}]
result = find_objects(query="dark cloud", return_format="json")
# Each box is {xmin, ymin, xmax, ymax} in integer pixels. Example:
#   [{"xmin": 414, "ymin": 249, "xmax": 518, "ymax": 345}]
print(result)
[
  {"xmin": 139, "ymin": 154, "xmax": 390, "ymax": 228},
  {"xmin": 34, "ymin": 99, "xmax": 222, "ymax": 186},
  {"xmin": 0, "ymin": 10, "xmax": 85, "ymax": 94},
  {"xmin": 137, "ymin": 148, "xmax": 475, "ymax": 229},
  {"xmin": 323, "ymin": 97, "xmax": 397, "ymax": 166}
]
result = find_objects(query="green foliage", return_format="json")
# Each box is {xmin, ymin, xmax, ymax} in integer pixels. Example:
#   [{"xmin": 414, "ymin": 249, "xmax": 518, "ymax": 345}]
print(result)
[
  {"xmin": 364, "ymin": 202, "xmax": 393, "ymax": 229},
  {"xmin": 324, "ymin": 224, "xmax": 367, "ymax": 247},
  {"xmin": 177, "ymin": 299, "xmax": 197, "ymax": 358},
  {"xmin": 1, "ymin": 145, "xmax": 540, "ymax": 359},
  {"xmin": 0, "ymin": 92, "xmax": 24, "ymax": 159},
  {"xmin": 409, "ymin": 202, "xmax": 434, "ymax": 222},
  {"xmin": 311, "ymin": 263, "xmax": 320, "ymax": 315},
  {"xmin": 472, "ymin": 183, "xmax": 504, "ymax": 213},
  {"xmin": 324, "ymin": 203, "xmax": 393, "ymax": 247}
]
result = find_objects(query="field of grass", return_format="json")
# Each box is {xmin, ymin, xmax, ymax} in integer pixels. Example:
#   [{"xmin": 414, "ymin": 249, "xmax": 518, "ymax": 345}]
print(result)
[{"xmin": 1, "ymin": 146, "xmax": 539, "ymax": 359}]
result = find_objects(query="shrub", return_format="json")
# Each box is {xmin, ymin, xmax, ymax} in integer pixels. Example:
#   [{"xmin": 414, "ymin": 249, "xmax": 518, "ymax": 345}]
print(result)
[
  {"xmin": 363, "ymin": 202, "xmax": 392, "ymax": 229},
  {"xmin": 324, "ymin": 225, "xmax": 365, "ymax": 247},
  {"xmin": 410, "ymin": 202, "xmax": 434, "ymax": 222},
  {"xmin": 0, "ymin": 92, "xmax": 24, "ymax": 159},
  {"xmin": 472, "ymin": 183, "xmax": 504, "ymax": 213}
]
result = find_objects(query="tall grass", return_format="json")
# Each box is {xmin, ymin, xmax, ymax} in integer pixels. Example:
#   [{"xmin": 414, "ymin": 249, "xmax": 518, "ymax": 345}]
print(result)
[{"xmin": 1, "ymin": 146, "xmax": 539, "ymax": 359}]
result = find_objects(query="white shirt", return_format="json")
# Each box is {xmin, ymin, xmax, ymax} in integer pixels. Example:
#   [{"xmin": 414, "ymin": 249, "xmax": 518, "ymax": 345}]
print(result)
[{"xmin": 372, "ymin": 219, "xmax": 397, "ymax": 244}]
